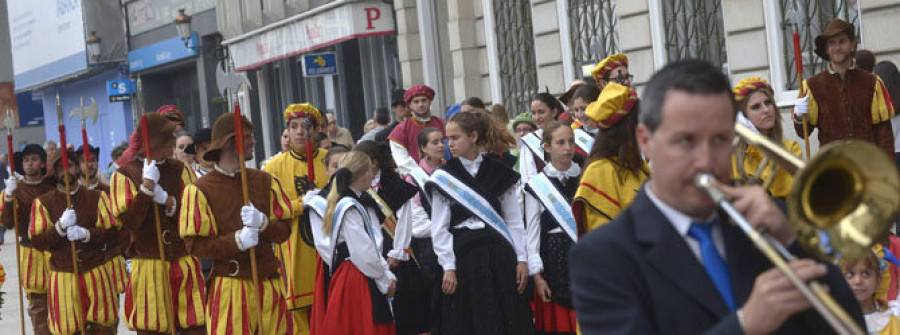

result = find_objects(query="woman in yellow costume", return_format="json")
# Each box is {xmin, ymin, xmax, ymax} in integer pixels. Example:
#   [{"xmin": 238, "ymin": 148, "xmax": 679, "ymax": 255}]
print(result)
[
  {"xmin": 731, "ymin": 77, "xmax": 802, "ymax": 199},
  {"xmin": 261, "ymin": 103, "xmax": 330, "ymax": 334},
  {"xmin": 572, "ymin": 83, "xmax": 650, "ymax": 233}
]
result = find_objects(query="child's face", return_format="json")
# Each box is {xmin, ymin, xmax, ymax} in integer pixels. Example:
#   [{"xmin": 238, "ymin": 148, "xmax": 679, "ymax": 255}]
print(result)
[
  {"xmin": 843, "ymin": 261, "xmax": 878, "ymax": 305},
  {"xmin": 326, "ymin": 153, "xmax": 347, "ymax": 176},
  {"xmin": 422, "ymin": 131, "xmax": 445, "ymax": 161},
  {"xmin": 543, "ymin": 126, "xmax": 575, "ymax": 166}
]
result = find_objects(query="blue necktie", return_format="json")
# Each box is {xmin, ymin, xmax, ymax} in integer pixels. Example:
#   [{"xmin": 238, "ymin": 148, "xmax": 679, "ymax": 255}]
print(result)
[{"xmin": 688, "ymin": 221, "xmax": 736, "ymax": 311}]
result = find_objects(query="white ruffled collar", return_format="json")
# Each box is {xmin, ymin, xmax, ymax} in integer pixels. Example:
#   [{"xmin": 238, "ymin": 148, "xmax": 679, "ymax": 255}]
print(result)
[
  {"xmin": 543, "ymin": 162, "xmax": 581, "ymax": 181},
  {"xmin": 865, "ymin": 300, "xmax": 900, "ymax": 332}
]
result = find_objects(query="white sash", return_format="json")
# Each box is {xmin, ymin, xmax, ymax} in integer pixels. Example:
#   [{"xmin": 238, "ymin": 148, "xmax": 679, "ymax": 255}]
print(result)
[
  {"xmin": 428, "ymin": 169, "xmax": 514, "ymax": 247},
  {"xmin": 526, "ymin": 173, "xmax": 578, "ymax": 242},
  {"xmin": 573, "ymin": 128, "xmax": 595, "ymax": 154},
  {"xmin": 521, "ymin": 131, "xmax": 545, "ymax": 160},
  {"xmin": 328, "ymin": 198, "xmax": 381, "ymax": 271},
  {"xmin": 407, "ymin": 165, "xmax": 432, "ymax": 205}
]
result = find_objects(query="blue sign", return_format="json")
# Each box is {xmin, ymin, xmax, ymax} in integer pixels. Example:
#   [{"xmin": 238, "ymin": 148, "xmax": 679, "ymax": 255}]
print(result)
[
  {"xmin": 128, "ymin": 32, "xmax": 199, "ymax": 72},
  {"xmin": 302, "ymin": 53, "xmax": 338, "ymax": 77},
  {"xmin": 107, "ymin": 79, "xmax": 137, "ymax": 102}
]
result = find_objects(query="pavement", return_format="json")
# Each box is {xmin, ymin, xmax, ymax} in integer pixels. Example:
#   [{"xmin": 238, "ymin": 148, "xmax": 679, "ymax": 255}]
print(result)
[{"xmin": 0, "ymin": 228, "xmax": 132, "ymax": 333}]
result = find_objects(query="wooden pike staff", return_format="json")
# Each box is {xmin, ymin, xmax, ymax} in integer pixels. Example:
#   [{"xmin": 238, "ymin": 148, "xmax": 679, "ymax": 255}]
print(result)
[
  {"xmin": 232, "ymin": 102, "xmax": 265, "ymax": 334},
  {"xmin": 5, "ymin": 107, "xmax": 26, "ymax": 335},
  {"xmin": 790, "ymin": 3, "xmax": 812, "ymax": 159},
  {"xmin": 55, "ymin": 92, "xmax": 86, "ymax": 334},
  {"xmin": 139, "ymin": 115, "xmax": 177, "ymax": 335}
]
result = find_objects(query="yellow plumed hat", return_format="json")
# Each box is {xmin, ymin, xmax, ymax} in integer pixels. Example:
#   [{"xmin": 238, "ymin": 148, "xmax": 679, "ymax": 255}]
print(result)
[
  {"xmin": 585, "ymin": 83, "xmax": 638, "ymax": 129},
  {"xmin": 283, "ymin": 103, "xmax": 323, "ymax": 126},
  {"xmin": 591, "ymin": 54, "xmax": 629, "ymax": 84}
]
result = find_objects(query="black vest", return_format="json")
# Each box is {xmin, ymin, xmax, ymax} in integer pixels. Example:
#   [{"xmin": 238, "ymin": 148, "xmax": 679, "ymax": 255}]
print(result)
[{"xmin": 428, "ymin": 155, "xmax": 520, "ymax": 228}]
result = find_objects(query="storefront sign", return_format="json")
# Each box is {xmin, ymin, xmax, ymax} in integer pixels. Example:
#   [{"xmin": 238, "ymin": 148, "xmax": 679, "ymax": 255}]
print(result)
[
  {"xmin": 128, "ymin": 32, "xmax": 199, "ymax": 72},
  {"xmin": 302, "ymin": 53, "xmax": 338, "ymax": 77},
  {"xmin": 107, "ymin": 79, "xmax": 136, "ymax": 102},
  {"xmin": 126, "ymin": 0, "xmax": 215, "ymax": 36},
  {"xmin": 8, "ymin": 0, "xmax": 88, "ymax": 90},
  {"xmin": 228, "ymin": 2, "xmax": 395, "ymax": 71}
]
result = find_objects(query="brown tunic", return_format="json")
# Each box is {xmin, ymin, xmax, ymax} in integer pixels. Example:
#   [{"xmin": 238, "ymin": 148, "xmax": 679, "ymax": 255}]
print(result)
[
  {"xmin": 2, "ymin": 178, "xmax": 55, "ymax": 245},
  {"xmin": 116, "ymin": 159, "xmax": 189, "ymax": 260},
  {"xmin": 184, "ymin": 169, "xmax": 291, "ymax": 279},
  {"xmin": 30, "ymin": 188, "xmax": 113, "ymax": 272}
]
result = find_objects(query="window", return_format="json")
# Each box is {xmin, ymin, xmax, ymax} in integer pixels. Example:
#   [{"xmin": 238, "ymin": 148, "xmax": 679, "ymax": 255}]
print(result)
[
  {"xmin": 778, "ymin": 0, "xmax": 860, "ymax": 91},
  {"xmin": 661, "ymin": 0, "xmax": 727, "ymax": 68},
  {"xmin": 568, "ymin": 0, "xmax": 619, "ymax": 79},
  {"xmin": 491, "ymin": 0, "xmax": 539, "ymax": 115}
]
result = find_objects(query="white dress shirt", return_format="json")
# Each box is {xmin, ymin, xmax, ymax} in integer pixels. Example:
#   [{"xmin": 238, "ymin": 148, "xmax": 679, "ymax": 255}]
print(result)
[
  {"xmin": 645, "ymin": 186, "xmax": 726, "ymax": 262},
  {"xmin": 430, "ymin": 154, "xmax": 527, "ymax": 271},
  {"xmin": 309, "ymin": 188, "xmax": 396, "ymax": 294},
  {"xmin": 524, "ymin": 163, "xmax": 582, "ymax": 275}
]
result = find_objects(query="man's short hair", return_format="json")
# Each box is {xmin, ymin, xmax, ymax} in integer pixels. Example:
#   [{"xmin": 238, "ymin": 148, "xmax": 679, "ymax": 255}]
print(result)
[
  {"xmin": 391, "ymin": 89, "xmax": 407, "ymax": 107},
  {"xmin": 462, "ymin": 97, "xmax": 486, "ymax": 109},
  {"xmin": 639, "ymin": 59, "xmax": 735, "ymax": 132},
  {"xmin": 374, "ymin": 107, "xmax": 390, "ymax": 125}
]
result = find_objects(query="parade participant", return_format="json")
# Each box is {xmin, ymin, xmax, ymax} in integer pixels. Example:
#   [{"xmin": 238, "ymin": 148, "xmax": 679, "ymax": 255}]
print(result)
[
  {"xmin": 110, "ymin": 113, "xmax": 206, "ymax": 334},
  {"xmin": 325, "ymin": 113, "xmax": 355, "ymax": 149},
  {"xmin": 375, "ymin": 89, "xmax": 410, "ymax": 144},
  {"xmin": 520, "ymin": 93, "xmax": 566, "ymax": 183},
  {"xmin": 30, "ymin": 149, "xmax": 119, "ymax": 335},
  {"xmin": 2, "ymin": 144, "xmax": 54, "ymax": 334},
  {"xmin": 77, "ymin": 145, "xmax": 128, "ymax": 297},
  {"xmin": 569, "ymin": 84, "xmax": 602, "ymax": 157},
  {"xmin": 156, "ymin": 105, "xmax": 185, "ymax": 132},
  {"xmin": 261, "ymin": 103, "xmax": 330, "ymax": 334},
  {"xmin": 559, "ymin": 80, "xmax": 587, "ymax": 113},
  {"xmin": 572, "ymin": 83, "xmax": 649, "ymax": 232},
  {"xmin": 180, "ymin": 112, "xmax": 294, "ymax": 334},
  {"xmin": 524, "ymin": 121, "xmax": 580, "ymax": 334},
  {"xmin": 570, "ymin": 59, "xmax": 864, "ymax": 334},
  {"xmin": 323, "ymin": 146, "xmax": 349, "ymax": 177},
  {"xmin": 354, "ymin": 140, "xmax": 422, "ymax": 334},
  {"xmin": 732, "ymin": 77, "xmax": 801, "ymax": 199},
  {"xmin": 512, "ymin": 112, "xmax": 537, "ymax": 141},
  {"xmin": 793, "ymin": 18, "xmax": 895, "ymax": 157},
  {"xmin": 402, "ymin": 129, "xmax": 444, "ymax": 305},
  {"xmin": 592, "ymin": 53, "xmax": 632, "ymax": 89},
  {"xmin": 174, "ymin": 131, "xmax": 195, "ymax": 166},
  {"xmin": 193, "ymin": 128, "xmax": 213, "ymax": 178},
  {"xmin": 388, "ymin": 85, "xmax": 446, "ymax": 175},
  {"xmin": 116, "ymin": 105, "xmax": 187, "ymax": 173},
  {"xmin": 427, "ymin": 110, "xmax": 532, "ymax": 334},
  {"xmin": 840, "ymin": 246, "xmax": 900, "ymax": 334},
  {"xmin": 306, "ymin": 151, "xmax": 397, "ymax": 334}
]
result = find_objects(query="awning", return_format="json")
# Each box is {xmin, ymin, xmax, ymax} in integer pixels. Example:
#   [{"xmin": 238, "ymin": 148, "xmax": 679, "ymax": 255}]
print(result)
[{"xmin": 225, "ymin": 2, "xmax": 395, "ymax": 71}]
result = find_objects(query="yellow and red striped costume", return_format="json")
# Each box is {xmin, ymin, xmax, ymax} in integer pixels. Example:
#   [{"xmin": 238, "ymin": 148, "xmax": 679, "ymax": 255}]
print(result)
[
  {"xmin": 573, "ymin": 159, "xmax": 650, "ymax": 233},
  {"xmin": 262, "ymin": 149, "xmax": 329, "ymax": 334},
  {"xmin": 87, "ymin": 182, "xmax": 129, "ymax": 294},
  {"xmin": 29, "ymin": 190, "xmax": 119, "ymax": 334},
  {"xmin": 110, "ymin": 159, "xmax": 206, "ymax": 332},
  {"xmin": 180, "ymin": 169, "xmax": 295, "ymax": 334},
  {"xmin": 2, "ymin": 184, "xmax": 55, "ymax": 294}
]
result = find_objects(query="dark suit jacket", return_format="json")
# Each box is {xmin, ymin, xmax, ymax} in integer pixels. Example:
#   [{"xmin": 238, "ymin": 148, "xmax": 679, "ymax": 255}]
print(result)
[{"xmin": 569, "ymin": 188, "xmax": 865, "ymax": 334}]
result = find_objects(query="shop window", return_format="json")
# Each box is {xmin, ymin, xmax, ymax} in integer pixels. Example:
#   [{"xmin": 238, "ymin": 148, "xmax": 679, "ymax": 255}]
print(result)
[
  {"xmin": 491, "ymin": 0, "xmax": 539, "ymax": 115},
  {"xmin": 660, "ymin": 0, "xmax": 727, "ymax": 69},
  {"xmin": 778, "ymin": 0, "xmax": 860, "ymax": 91},
  {"xmin": 568, "ymin": 0, "xmax": 620, "ymax": 80}
]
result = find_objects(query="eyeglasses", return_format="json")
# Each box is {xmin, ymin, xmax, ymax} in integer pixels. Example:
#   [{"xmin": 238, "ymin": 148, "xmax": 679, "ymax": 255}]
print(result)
[{"xmin": 608, "ymin": 73, "xmax": 634, "ymax": 84}]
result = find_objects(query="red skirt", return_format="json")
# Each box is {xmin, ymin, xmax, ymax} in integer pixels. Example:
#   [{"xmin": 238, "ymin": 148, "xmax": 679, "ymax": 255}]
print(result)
[
  {"xmin": 532, "ymin": 291, "xmax": 577, "ymax": 333},
  {"xmin": 310, "ymin": 256, "xmax": 328, "ymax": 335},
  {"xmin": 321, "ymin": 261, "xmax": 395, "ymax": 335}
]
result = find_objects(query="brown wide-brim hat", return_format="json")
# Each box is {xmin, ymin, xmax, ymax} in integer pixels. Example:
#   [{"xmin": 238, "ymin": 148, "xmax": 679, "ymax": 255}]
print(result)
[
  {"xmin": 815, "ymin": 18, "xmax": 856, "ymax": 61},
  {"xmin": 136, "ymin": 113, "xmax": 178, "ymax": 157},
  {"xmin": 559, "ymin": 81, "xmax": 587, "ymax": 106},
  {"xmin": 203, "ymin": 112, "xmax": 254, "ymax": 162}
]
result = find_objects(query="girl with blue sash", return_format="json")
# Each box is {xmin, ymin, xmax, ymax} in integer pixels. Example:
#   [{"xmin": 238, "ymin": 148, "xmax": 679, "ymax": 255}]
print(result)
[
  {"xmin": 523, "ymin": 121, "xmax": 581, "ymax": 334},
  {"xmin": 427, "ymin": 110, "xmax": 534, "ymax": 334},
  {"xmin": 306, "ymin": 151, "xmax": 397, "ymax": 335}
]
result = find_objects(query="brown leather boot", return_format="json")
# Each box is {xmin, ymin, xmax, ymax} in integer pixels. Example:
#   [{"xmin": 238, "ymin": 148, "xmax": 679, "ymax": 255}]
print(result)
[{"xmin": 27, "ymin": 293, "xmax": 50, "ymax": 335}]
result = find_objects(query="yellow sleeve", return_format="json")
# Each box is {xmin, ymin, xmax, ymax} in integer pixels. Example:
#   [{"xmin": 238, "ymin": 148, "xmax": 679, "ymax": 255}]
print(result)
[
  {"xmin": 270, "ymin": 177, "xmax": 294, "ymax": 222},
  {"xmin": 110, "ymin": 171, "xmax": 138, "ymax": 218},
  {"xmin": 581, "ymin": 206, "xmax": 611, "ymax": 232},
  {"xmin": 96, "ymin": 193, "xmax": 118, "ymax": 229},
  {"xmin": 573, "ymin": 161, "xmax": 622, "ymax": 232},
  {"xmin": 181, "ymin": 164, "xmax": 197, "ymax": 185},
  {"xmin": 785, "ymin": 140, "xmax": 802, "ymax": 158},
  {"xmin": 800, "ymin": 79, "xmax": 820, "ymax": 125},
  {"xmin": 179, "ymin": 184, "xmax": 218, "ymax": 238},
  {"xmin": 29, "ymin": 199, "xmax": 53, "ymax": 238},
  {"xmin": 872, "ymin": 76, "xmax": 895, "ymax": 124}
]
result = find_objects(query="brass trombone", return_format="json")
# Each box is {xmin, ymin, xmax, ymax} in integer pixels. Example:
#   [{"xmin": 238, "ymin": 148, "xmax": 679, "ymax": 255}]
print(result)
[{"xmin": 694, "ymin": 124, "xmax": 900, "ymax": 335}]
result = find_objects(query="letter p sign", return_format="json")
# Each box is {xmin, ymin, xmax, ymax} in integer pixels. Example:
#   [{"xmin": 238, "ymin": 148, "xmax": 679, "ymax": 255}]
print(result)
[{"xmin": 365, "ymin": 7, "xmax": 381, "ymax": 30}]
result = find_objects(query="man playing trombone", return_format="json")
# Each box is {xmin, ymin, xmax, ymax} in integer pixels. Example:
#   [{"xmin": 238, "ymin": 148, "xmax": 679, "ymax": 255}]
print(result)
[{"xmin": 569, "ymin": 59, "xmax": 866, "ymax": 334}]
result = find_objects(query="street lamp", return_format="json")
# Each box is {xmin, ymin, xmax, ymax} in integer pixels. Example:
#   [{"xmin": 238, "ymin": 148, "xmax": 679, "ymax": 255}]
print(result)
[
  {"xmin": 174, "ymin": 9, "xmax": 193, "ymax": 48},
  {"xmin": 86, "ymin": 31, "xmax": 101, "ymax": 62}
]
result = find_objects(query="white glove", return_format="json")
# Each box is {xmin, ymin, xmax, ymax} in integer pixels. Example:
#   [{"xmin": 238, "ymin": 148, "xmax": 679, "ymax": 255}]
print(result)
[
  {"xmin": 5, "ymin": 175, "xmax": 16, "ymax": 195},
  {"xmin": 236, "ymin": 227, "xmax": 259, "ymax": 251},
  {"xmin": 241, "ymin": 205, "xmax": 266, "ymax": 229},
  {"xmin": 152, "ymin": 184, "xmax": 169, "ymax": 205},
  {"xmin": 59, "ymin": 209, "xmax": 77, "ymax": 230},
  {"xmin": 66, "ymin": 226, "xmax": 89, "ymax": 242},
  {"xmin": 793, "ymin": 96, "xmax": 809, "ymax": 117},
  {"xmin": 736, "ymin": 113, "xmax": 761, "ymax": 135},
  {"xmin": 142, "ymin": 160, "xmax": 160, "ymax": 184}
]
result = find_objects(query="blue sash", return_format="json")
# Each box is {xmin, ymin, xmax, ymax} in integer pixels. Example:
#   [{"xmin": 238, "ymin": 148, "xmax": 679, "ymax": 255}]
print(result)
[
  {"xmin": 429, "ymin": 170, "xmax": 514, "ymax": 247},
  {"xmin": 573, "ymin": 128, "xmax": 595, "ymax": 155},
  {"xmin": 407, "ymin": 166, "xmax": 432, "ymax": 206},
  {"xmin": 526, "ymin": 173, "xmax": 578, "ymax": 242},
  {"xmin": 520, "ymin": 131, "xmax": 544, "ymax": 160}
]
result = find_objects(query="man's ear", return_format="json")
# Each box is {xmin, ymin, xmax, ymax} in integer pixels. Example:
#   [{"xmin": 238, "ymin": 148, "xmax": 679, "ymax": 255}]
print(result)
[{"xmin": 636, "ymin": 123, "xmax": 652, "ymax": 161}]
